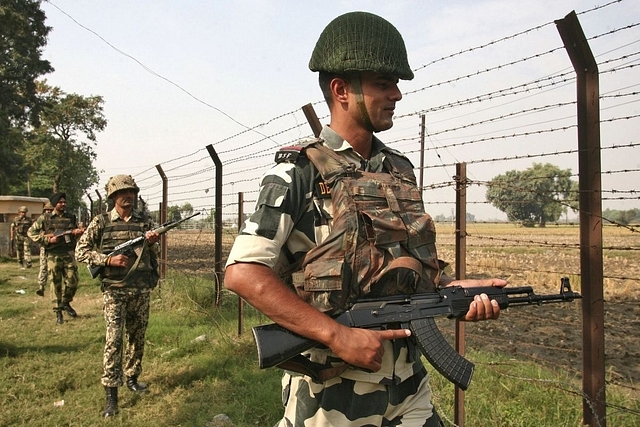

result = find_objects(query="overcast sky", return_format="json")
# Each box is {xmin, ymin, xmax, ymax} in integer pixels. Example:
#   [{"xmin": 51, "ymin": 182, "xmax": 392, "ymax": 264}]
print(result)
[{"xmin": 39, "ymin": 0, "xmax": 640, "ymax": 220}]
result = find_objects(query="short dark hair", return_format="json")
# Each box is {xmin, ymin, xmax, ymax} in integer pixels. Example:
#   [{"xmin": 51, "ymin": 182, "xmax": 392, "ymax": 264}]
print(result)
[{"xmin": 318, "ymin": 71, "xmax": 353, "ymax": 106}]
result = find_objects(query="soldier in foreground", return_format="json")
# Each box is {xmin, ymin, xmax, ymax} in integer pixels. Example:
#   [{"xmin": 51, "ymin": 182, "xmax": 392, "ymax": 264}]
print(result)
[
  {"xmin": 28, "ymin": 193, "xmax": 85, "ymax": 324},
  {"xmin": 10, "ymin": 206, "xmax": 33, "ymax": 269},
  {"xmin": 225, "ymin": 12, "xmax": 506, "ymax": 426},
  {"xmin": 75, "ymin": 175, "xmax": 160, "ymax": 418},
  {"xmin": 35, "ymin": 202, "xmax": 55, "ymax": 296}
]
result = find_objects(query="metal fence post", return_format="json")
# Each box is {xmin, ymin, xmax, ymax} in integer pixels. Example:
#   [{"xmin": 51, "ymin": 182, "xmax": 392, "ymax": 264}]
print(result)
[{"xmin": 555, "ymin": 11, "xmax": 605, "ymax": 426}]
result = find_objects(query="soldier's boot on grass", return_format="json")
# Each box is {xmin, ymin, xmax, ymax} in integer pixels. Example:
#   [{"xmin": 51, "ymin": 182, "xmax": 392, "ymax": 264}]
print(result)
[
  {"xmin": 62, "ymin": 301, "xmax": 77, "ymax": 317},
  {"xmin": 126, "ymin": 376, "xmax": 148, "ymax": 393},
  {"xmin": 36, "ymin": 287, "xmax": 45, "ymax": 297},
  {"xmin": 54, "ymin": 308, "xmax": 63, "ymax": 324},
  {"xmin": 102, "ymin": 387, "xmax": 119, "ymax": 418}
]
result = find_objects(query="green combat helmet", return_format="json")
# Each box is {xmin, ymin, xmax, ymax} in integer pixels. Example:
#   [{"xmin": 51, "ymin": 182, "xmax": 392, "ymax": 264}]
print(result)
[
  {"xmin": 18, "ymin": 206, "xmax": 28, "ymax": 213},
  {"xmin": 309, "ymin": 11, "xmax": 414, "ymax": 80},
  {"xmin": 105, "ymin": 174, "xmax": 139, "ymax": 199}
]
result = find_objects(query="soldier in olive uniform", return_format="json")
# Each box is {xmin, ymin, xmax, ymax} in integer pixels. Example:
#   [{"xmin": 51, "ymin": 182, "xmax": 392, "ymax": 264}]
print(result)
[
  {"xmin": 225, "ymin": 12, "xmax": 507, "ymax": 427},
  {"xmin": 35, "ymin": 202, "xmax": 55, "ymax": 296},
  {"xmin": 28, "ymin": 193, "xmax": 85, "ymax": 324},
  {"xmin": 10, "ymin": 206, "xmax": 33, "ymax": 268},
  {"xmin": 75, "ymin": 175, "xmax": 160, "ymax": 418}
]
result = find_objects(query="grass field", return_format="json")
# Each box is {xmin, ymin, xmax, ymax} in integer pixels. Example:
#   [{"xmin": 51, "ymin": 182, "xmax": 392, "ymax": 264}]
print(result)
[{"xmin": 0, "ymin": 223, "xmax": 638, "ymax": 426}]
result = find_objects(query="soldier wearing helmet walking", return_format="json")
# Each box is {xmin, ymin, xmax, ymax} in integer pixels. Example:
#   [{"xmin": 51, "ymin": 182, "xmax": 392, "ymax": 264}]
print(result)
[
  {"xmin": 225, "ymin": 11, "xmax": 508, "ymax": 426},
  {"xmin": 75, "ymin": 174, "xmax": 160, "ymax": 418},
  {"xmin": 10, "ymin": 206, "xmax": 33, "ymax": 269},
  {"xmin": 28, "ymin": 193, "xmax": 85, "ymax": 324}
]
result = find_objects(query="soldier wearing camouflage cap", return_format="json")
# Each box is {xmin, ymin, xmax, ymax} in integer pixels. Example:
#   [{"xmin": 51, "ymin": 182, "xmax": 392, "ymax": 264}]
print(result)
[
  {"xmin": 76, "ymin": 174, "xmax": 160, "ymax": 418},
  {"xmin": 225, "ymin": 11, "xmax": 507, "ymax": 427},
  {"xmin": 10, "ymin": 206, "xmax": 33, "ymax": 269}
]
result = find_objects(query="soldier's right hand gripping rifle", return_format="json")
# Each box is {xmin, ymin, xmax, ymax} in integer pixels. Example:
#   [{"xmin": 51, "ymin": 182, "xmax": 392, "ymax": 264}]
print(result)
[{"xmin": 88, "ymin": 212, "xmax": 200, "ymax": 279}]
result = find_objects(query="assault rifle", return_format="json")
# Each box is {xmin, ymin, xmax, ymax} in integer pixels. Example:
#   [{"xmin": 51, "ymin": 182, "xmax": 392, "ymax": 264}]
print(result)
[
  {"xmin": 88, "ymin": 212, "xmax": 200, "ymax": 279},
  {"xmin": 45, "ymin": 229, "xmax": 76, "ymax": 245},
  {"xmin": 252, "ymin": 278, "xmax": 581, "ymax": 390}
]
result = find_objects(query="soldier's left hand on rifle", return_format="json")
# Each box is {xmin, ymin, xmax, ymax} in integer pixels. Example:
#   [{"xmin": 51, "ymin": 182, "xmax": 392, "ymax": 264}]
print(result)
[
  {"xmin": 47, "ymin": 227, "xmax": 85, "ymax": 244},
  {"xmin": 439, "ymin": 277, "xmax": 508, "ymax": 321}
]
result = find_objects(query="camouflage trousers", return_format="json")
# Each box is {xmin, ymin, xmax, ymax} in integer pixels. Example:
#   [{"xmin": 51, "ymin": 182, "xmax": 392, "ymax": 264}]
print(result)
[
  {"xmin": 101, "ymin": 288, "xmax": 151, "ymax": 388},
  {"xmin": 15, "ymin": 235, "xmax": 31, "ymax": 266},
  {"xmin": 38, "ymin": 247, "xmax": 48, "ymax": 289},
  {"xmin": 46, "ymin": 252, "xmax": 78, "ymax": 305},
  {"xmin": 277, "ymin": 367, "xmax": 443, "ymax": 427}
]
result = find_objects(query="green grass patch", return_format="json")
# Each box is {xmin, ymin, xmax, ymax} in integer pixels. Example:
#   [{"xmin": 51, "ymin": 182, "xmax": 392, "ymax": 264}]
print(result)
[{"xmin": 0, "ymin": 257, "xmax": 637, "ymax": 426}]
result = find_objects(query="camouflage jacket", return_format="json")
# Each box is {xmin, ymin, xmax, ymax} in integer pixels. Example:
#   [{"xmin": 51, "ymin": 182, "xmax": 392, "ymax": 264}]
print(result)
[
  {"xmin": 11, "ymin": 216, "xmax": 33, "ymax": 237},
  {"xmin": 226, "ymin": 125, "xmax": 431, "ymax": 385},
  {"xmin": 28, "ymin": 211, "xmax": 79, "ymax": 254},
  {"xmin": 75, "ymin": 208, "xmax": 159, "ymax": 289}
]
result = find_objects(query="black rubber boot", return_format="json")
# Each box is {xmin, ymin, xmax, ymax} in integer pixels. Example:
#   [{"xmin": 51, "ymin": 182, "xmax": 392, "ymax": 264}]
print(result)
[
  {"xmin": 55, "ymin": 308, "xmax": 63, "ymax": 324},
  {"xmin": 126, "ymin": 376, "xmax": 148, "ymax": 393},
  {"xmin": 102, "ymin": 386, "xmax": 119, "ymax": 418},
  {"xmin": 62, "ymin": 302, "xmax": 77, "ymax": 317},
  {"xmin": 36, "ymin": 288, "xmax": 44, "ymax": 297}
]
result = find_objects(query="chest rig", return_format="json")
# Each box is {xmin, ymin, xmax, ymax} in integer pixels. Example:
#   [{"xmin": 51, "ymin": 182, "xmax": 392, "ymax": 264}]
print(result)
[
  {"xmin": 98, "ymin": 213, "xmax": 153, "ymax": 284},
  {"xmin": 285, "ymin": 141, "xmax": 442, "ymax": 316},
  {"xmin": 14, "ymin": 217, "xmax": 32, "ymax": 235},
  {"xmin": 43, "ymin": 213, "xmax": 76, "ymax": 253}
]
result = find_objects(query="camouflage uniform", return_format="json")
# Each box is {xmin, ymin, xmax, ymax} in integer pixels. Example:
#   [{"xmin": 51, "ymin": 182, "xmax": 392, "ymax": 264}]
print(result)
[
  {"xmin": 11, "ymin": 209, "xmax": 32, "ymax": 268},
  {"xmin": 28, "ymin": 210, "xmax": 80, "ymax": 310},
  {"xmin": 227, "ymin": 126, "xmax": 443, "ymax": 427},
  {"xmin": 75, "ymin": 207, "xmax": 159, "ymax": 388},
  {"xmin": 37, "ymin": 246, "xmax": 47, "ymax": 291},
  {"xmin": 37, "ymin": 203, "xmax": 55, "ymax": 294}
]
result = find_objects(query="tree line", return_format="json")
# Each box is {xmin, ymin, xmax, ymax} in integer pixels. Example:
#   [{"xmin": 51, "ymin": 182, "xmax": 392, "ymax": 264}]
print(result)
[
  {"xmin": 4, "ymin": 3, "xmax": 625, "ymax": 226},
  {"xmin": 1, "ymin": 0, "xmax": 105, "ymax": 210}
]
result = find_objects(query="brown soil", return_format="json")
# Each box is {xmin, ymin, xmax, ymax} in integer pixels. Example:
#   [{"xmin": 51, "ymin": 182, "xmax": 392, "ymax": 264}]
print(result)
[{"xmin": 167, "ymin": 226, "xmax": 640, "ymax": 394}]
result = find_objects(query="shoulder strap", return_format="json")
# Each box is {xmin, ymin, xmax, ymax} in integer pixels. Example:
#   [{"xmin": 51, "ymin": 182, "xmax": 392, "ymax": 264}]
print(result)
[{"xmin": 304, "ymin": 142, "xmax": 358, "ymax": 186}]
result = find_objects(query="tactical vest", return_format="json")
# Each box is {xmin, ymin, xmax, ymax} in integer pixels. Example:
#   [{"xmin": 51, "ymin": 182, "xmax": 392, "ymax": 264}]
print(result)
[
  {"xmin": 43, "ymin": 213, "xmax": 76, "ymax": 253},
  {"xmin": 98, "ymin": 213, "xmax": 153, "ymax": 285},
  {"xmin": 282, "ymin": 141, "xmax": 442, "ymax": 316},
  {"xmin": 14, "ymin": 217, "xmax": 32, "ymax": 235}
]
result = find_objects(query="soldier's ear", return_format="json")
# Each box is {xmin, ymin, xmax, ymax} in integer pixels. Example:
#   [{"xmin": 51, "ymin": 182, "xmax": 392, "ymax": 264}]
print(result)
[{"xmin": 330, "ymin": 77, "xmax": 350, "ymax": 105}]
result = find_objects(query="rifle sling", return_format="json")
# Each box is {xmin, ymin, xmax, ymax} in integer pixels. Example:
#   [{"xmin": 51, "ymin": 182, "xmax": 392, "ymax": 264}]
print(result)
[{"xmin": 101, "ymin": 240, "xmax": 147, "ymax": 285}]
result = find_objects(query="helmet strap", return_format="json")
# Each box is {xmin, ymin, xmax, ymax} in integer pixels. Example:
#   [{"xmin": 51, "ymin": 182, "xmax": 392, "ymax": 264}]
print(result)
[{"xmin": 351, "ymin": 74, "xmax": 377, "ymax": 133}]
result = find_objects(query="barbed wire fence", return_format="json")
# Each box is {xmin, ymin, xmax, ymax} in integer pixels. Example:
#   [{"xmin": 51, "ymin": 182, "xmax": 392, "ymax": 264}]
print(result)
[{"xmin": 86, "ymin": 2, "xmax": 639, "ymax": 425}]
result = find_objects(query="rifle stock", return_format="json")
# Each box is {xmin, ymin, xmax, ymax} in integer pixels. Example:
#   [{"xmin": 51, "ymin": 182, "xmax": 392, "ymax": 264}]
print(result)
[
  {"xmin": 87, "ymin": 212, "xmax": 200, "ymax": 279},
  {"xmin": 252, "ymin": 278, "xmax": 581, "ymax": 389}
]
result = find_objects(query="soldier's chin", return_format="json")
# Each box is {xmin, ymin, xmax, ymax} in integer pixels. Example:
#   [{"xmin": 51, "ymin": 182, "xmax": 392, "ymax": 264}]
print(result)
[{"xmin": 375, "ymin": 121, "xmax": 393, "ymax": 132}]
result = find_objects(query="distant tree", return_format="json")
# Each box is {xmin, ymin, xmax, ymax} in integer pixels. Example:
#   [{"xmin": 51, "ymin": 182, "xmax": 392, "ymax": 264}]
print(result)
[
  {"xmin": 603, "ymin": 208, "xmax": 640, "ymax": 225},
  {"xmin": 434, "ymin": 212, "xmax": 475, "ymax": 222},
  {"xmin": 19, "ymin": 82, "xmax": 106, "ymax": 209},
  {"xmin": 204, "ymin": 208, "xmax": 215, "ymax": 223},
  {"xmin": 167, "ymin": 205, "xmax": 182, "ymax": 222},
  {"xmin": 0, "ymin": 0, "xmax": 53, "ymax": 193},
  {"xmin": 180, "ymin": 202, "xmax": 194, "ymax": 217},
  {"xmin": 486, "ymin": 163, "xmax": 578, "ymax": 227}
]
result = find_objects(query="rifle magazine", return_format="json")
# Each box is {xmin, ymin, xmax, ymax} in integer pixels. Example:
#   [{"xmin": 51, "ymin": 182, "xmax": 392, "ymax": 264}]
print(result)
[{"xmin": 410, "ymin": 317, "xmax": 474, "ymax": 390}]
